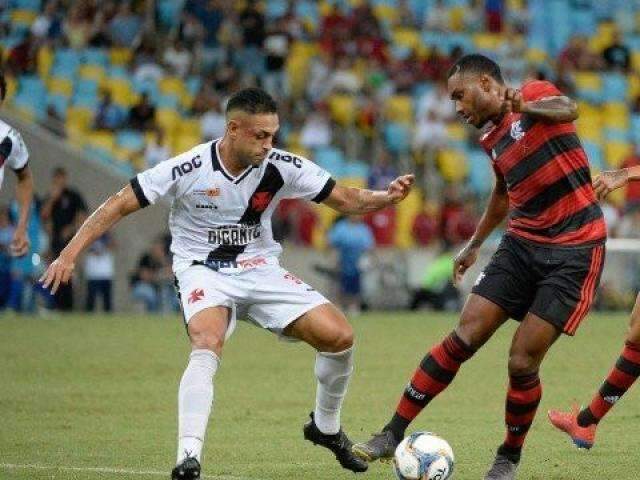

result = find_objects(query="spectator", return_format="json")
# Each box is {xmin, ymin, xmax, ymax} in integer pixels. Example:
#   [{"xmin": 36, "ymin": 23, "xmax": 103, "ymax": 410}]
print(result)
[
  {"xmin": 603, "ymin": 30, "xmax": 631, "ymax": 72},
  {"xmin": 424, "ymin": 0, "xmax": 449, "ymax": 32},
  {"xmin": 131, "ymin": 239, "xmax": 173, "ymax": 312},
  {"xmin": 163, "ymin": 39, "xmax": 193, "ymax": 78},
  {"xmin": 415, "ymin": 81, "xmax": 455, "ymax": 122},
  {"xmin": 128, "ymin": 92, "xmax": 156, "ymax": 131},
  {"xmin": 84, "ymin": 234, "xmax": 114, "ymax": 312},
  {"xmin": 327, "ymin": 57, "xmax": 361, "ymax": 94},
  {"xmin": 413, "ymin": 109, "xmax": 448, "ymax": 152},
  {"xmin": 95, "ymin": 91, "xmax": 126, "ymax": 131},
  {"xmin": 188, "ymin": 0, "xmax": 225, "ymax": 71},
  {"xmin": 485, "ymin": 0, "xmax": 504, "ymax": 33},
  {"xmin": 63, "ymin": 3, "xmax": 92, "ymax": 49},
  {"xmin": 263, "ymin": 17, "xmax": 291, "ymax": 99},
  {"xmin": 237, "ymin": 0, "xmax": 266, "ymax": 78},
  {"xmin": 328, "ymin": 216, "xmax": 374, "ymax": 316},
  {"xmin": 410, "ymin": 246, "xmax": 460, "ymax": 311},
  {"xmin": 178, "ymin": 11, "xmax": 206, "ymax": 50},
  {"xmin": 144, "ymin": 128, "xmax": 171, "ymax": 168},
  {"xmin": 6, "ymin": 33, "xmax": 37, "ymax": 75},
  {"xmin": 40, "ymin": 167, "xmax": 87, "ymax": 311},
  {"xmin": 200, "ymin": 97, "xmax": 226, "ymax": 141},
  {"xmin": 442, "ymin": 198, "xmax": 477, "ymax": 246},
  {"xmin": 412, "ymin": 201, "xmax": 440, "ymax": 246},
  {"xmin": 108, "ymin": 1, "xmax": 142, "ymax": 47},
  {"xmin": 367, "ymin": 148, "xmax": 398, "ymax": 191},
  {"xmin": 31, "ymin": 0, "xmax": 63, "ymax": 42},
  {"xmin": 40, "ymin": 105, "xmax": 66, "ymax": 138},
  {"xmin": 300, "ymin": 105, "xmax": 331, "ymax": 150}
]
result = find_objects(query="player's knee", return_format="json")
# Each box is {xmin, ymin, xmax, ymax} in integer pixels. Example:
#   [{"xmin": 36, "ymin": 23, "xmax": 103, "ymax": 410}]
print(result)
[
  {"xmin": 456, "ymin": 313, "xmax": 489, "ymax": 350},
  {"xmin": 325, "ymin": 324, "xmax": 354, "ymax": 353},
  {"xmin": 189, "ymin": 329, "xmax": 225, "ymax": 353},
  {"xmin": 508, "ymin": 350, "xmax": 539, "ymax": 377}
]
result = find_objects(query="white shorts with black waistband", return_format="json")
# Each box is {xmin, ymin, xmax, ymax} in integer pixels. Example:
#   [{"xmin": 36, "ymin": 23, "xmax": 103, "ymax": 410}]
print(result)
[{"xmin": 174, "ymin": 257, "xmax": 330, "ymax": 340}]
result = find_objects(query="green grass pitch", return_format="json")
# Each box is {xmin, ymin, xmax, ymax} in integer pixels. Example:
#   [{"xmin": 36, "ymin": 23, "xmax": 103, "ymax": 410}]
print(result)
[{"xmin": 1, "ymin": 311, "xmax": 639, "ymax": 479}]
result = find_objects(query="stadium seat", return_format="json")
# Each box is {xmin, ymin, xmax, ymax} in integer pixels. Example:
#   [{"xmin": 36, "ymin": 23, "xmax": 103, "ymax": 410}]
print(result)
[
  {"xmin": 86, "ymin": 131, "xmax": 116, "ymax": 151},
  {"xmin": 108, "ymin": 78, "xmax": 137, "ymax": 107},
  {"xmin": 383, "ymin": 122, "xmax": 411, "ymax": 155},
  {"xmin": 393, "ymin": 28, "xmax": 420, "ymax": 50},
  {"xmin": 394, "ymin": 189, "xmax": 422, "ymax": 248},
  {"xmin": 341, "ymin": 161, "xmax": 369, "ymax": 179},
  {"xmin": 179, "ymin": 118, "xmax": 202, "ymax": 139},
  {"xmin": 14, "ymin": 0, "xmax": 42, "ymax": 10},
  {"xmin": 327, "ymin": 94, "xmax": 356, "ymax": 126},
  {"xmin": 437, "ymin": 149, "xmax": 468, "ymax": 182},
  {"xmin": 116, "ymin": 130, "xmax": 145, "ymax": 152},
  {"xmin": 47, "ymin": 93, "xmax": 69, "ymax": 117},
  {"xmin": 575, "ymin": 72, "xmax": 602, "ymax": 93},
  {"xmin": 48, "ymin": 77, "xmax": 74, "ymax": 97},
  {"xmin": 79, "ymin": 64, "xmax": 106, "ymax": 83},
  {"xmin": 37, "ymin": 46, "xmax": 53, "ymax": 79},
  {"xmin": 468, "ymin": 149, "xmax": 493, "ymax": 195},
  {"xmin": 155, "ymin": 108, "xmax": 181, "ymax": 133},
  {"xmin": 10, "ymin": 9, "xmax": 37, "ymax": 27},
  {"xmin": 583, "ymin": 141, "xmax": 605, "ymax": 172},
  {"xmin": 605, "ymin": 141, "xmax": 632, "ymax": 168},
  {"xmin": 159, "ymin": 76, "xmax": 186, "ymax": 97},
  {"xmin": 66, "ymin": 106, "xmax": 95, "ymax": 132},
  {"xmin": 385, "ymin": 95, "xmax": 413, "ymax": 123},
  {"xmin": 473, "ymin": 33, "xmax": 503, "ymax": 52},
  {"xmin": 603, "ymin": 102, "xmax": 629, "ymax": 130},
  {"xmin": 602, "ymin": 74, "xmax": 628, "ymax": 102},
  {"xmin": 312, "ymin": 147, "xmax": 345, "ymax": 177},
  {"xmin": 110, "ymin": 47, "xmax": 133, "ymax": 66}
]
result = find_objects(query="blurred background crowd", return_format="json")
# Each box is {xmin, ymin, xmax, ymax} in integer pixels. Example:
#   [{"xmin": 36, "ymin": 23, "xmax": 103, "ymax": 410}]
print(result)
[{"xmin": 2, "ymin": 0, "xmax": 640, "ymax": 314}]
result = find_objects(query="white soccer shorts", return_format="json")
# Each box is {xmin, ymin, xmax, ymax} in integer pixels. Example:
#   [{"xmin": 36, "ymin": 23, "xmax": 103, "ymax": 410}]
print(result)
[{"xmin": 175, "ymin": 259, "xmax": 330, "ymax": 340}]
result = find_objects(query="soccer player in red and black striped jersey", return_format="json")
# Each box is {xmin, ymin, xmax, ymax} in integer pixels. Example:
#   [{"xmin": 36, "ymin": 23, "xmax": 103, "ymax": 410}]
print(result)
[
  {"xmin": 549, "ymin": 166, "xmax": 640, "ymax": 450},
  {"xmin": 353, "ymin": 54, "xmax": 606, "ymax": 480}
]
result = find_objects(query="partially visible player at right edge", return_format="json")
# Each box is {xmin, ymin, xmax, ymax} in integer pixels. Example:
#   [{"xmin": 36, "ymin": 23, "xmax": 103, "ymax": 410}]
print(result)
[
  {"xmin": 353, "ymin": 54, "xmax": 607, "ymax": 480},
  {"xmin": 548, "ymin": 167, "xmax": 640, "ymax": 449}
]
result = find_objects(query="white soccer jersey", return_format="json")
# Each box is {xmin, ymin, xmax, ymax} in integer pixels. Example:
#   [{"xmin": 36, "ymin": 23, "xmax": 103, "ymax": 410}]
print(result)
[
  {"xmin": 132, "ymin": 139, "xmax": 335, "ymax": 274},
  {"xmin": 0, "ymin": 119, "xmax": 29, "ymax": 190}
]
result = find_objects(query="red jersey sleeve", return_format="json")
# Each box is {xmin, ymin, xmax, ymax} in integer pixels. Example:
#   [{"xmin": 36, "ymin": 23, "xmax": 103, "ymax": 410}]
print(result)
[{"xmin": 520, "ymin": 80, "xmax": 563, "ymax": 102}]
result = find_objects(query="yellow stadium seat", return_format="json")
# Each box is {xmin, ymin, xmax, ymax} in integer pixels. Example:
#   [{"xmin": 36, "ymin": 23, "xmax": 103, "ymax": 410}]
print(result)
[
  {"xmin": 574, "ymin": 72, "xmax": 601, "ymax": 91},
  {"xmin": 66, "ymin": 127, "xmax": 87, "ymax": 149},
  {"xmin": 79, "ymin": 64, "xmax": 106, "ymax": 83},
  {"xmin": 11, "ymin": 10, "xmax": 37, "ymax": 26},
  {"xmin": 507, "ymin": 0, "xmax": 524, "ymax": 9},
  {"xmin": 178, "ymin": 118, "xmax": 202, "ymax": 138},
  {"xmin": 446, "ymin": 124, "xmax": 467, "ymax": 141},
  {"xmin": 37, "ymin": 46, "xmax": 54, "ymax": 79},
  {"xmin": 385, "ymin": 95, "xmax": 413, "ymax": 123},
  {"xmin": 86, "ymin": 131, "xmax": 116, "ymax": 151},
  {"xmin": 373, "ymin": 4, "xmax": 398, "ymax": 24},
  {"xmin": 108, "ymin": 78, "xmax": 137, "ymax": 107},
  {"xmin": 473, "ymin": 33, "xmax": 503, "ymax": 51},
  {"xmin": 393, "ymin": 28, "xmax": 420, "ymax": 50},
  {"xmin": 173, "ymin": 134, "xmax": 202, "ymax": 155},
  {"xmin": 449, "ymin": 6, "xmax": 465, "ymax": 32},
  {"xmin": 318, "ymin": 0, "xmax": 332, "ymax": 17},
  {"xmin": 48, "ymin": 77, "xmax": 73, "ymax": 97},
  {"xmin": 109, "ymin": 48, "xmax": 133, "ymax": 66},
  {"xmin": 339, "ymin": 177, "xmax": 366, "ymax": 189},
  {"xmin": 632, "ymin": 52, "xmax": 640, "ymax": 74},
  {"xmin": 66, "ymin": 107, "xmax": 94, "ymax": 131},
  {"xmin": 13, "ymin": 105, "xmax": 36, "ymax": 123},
  {"xmin": 113, "ymin": 146, "xmax": 135, "ymax": 163},
  {"xmin": 394, "ymin": 189, "xmax": 422, "ymax": 249},
  {"xmin": 629, "ymin": 74, "xmax": 640, "ymax": 100},
  {"xmin": 605, "ymin": 142, "xmax": 632, "ymax": 168},
  {"xmin": 159, "ymin": 76, "xmax": 186, "ymax": 96},
  {"xmin": 576, "ymin": 121, "xmax": 603, "ymax": 143},
  {"xmin": 438, "ymin": 149, "xmax": 468, "ymax": 182},
  {"xmin": 5, "ymin": 75, "xmax": 17, "ymax": 102},
  {"xmin": 328, "ymin": 94, "xmax": 356, "ymax": 126},
  {"xmin": 156, "ymin": 108, "xmax": 181, "ymax": 132},
  {"xmin": 525, "ymin": 48, "xmax": 547, "ymax": 64},
  {"xmin": 602, "ymin": 102, "xmax": 629, "ymax": 130}
]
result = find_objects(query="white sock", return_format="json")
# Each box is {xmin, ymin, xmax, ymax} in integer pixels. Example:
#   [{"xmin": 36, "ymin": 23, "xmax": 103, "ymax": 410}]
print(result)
[
  {"xmin": 314, "ymin": 346, "xmax": 354, "ymax": 435},
  {"xmin": 177, "ymin": 349, "xmax": 219, "ymax": 464}
]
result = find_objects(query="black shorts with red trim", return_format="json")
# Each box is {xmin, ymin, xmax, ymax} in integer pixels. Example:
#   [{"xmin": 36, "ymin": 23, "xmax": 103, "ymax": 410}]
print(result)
[{"xmin": 471, "ymin": 234, "xmax": 605, "ymax": 335}]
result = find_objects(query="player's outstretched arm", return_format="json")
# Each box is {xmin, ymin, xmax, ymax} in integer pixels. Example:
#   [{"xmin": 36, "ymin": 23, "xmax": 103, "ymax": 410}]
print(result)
[
  {"xmin": 453, "ymin": 173, "xmax": 508, "ymax": 284},
  {"xmin": 593, "ymin": 165, "xmax": 640, "ymax": 200},
  {"xmin": 322, "ymin": 174, "xmax": 415, "ymax": 214},
  {"xmin": 40, "ymin": 184, "xmax": 141, "ymax": 293},
  {"xmin": 10, "ymin": 165, "xmax": 33, "ymax": 257},
  {"xmin": 504, "ymin": 88, "xmax": 578, "ymax": 124}
]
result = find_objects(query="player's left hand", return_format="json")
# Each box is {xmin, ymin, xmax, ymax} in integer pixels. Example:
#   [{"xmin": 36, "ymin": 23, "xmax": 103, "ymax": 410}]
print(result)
[
  {"xmin": 593, "ymin": 169, "xmax": 628, "ymax": 200},
  {"xmin": 10, "ymin": 228, "xmax": 30, "ymax": 257},
  {"xmin": 387, "ymin": 174, "xmax": 415, "ymax": 204},
  {"xmin": 503, "ymin": 88, "xmax": 523, "ymax": 114},
  {"xmin": 40, "ymin": 255, "xmax": 76, "ymax": 294}
]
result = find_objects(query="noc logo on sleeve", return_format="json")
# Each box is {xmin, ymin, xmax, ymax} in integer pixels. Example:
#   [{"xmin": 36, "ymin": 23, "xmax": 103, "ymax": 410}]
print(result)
[
  {"xmin": 269, "ymin": 151, "xmax": 302, "ymax": 168},
  {"xmin": 171, "ymin": 155, "xmax": 203, "ymax": 180}
]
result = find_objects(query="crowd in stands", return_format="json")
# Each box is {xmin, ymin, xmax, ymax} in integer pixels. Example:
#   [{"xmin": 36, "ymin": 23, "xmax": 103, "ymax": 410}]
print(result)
[{"xmin": 4, "ymin": 0, "xmax": 640, "ymax": 311}]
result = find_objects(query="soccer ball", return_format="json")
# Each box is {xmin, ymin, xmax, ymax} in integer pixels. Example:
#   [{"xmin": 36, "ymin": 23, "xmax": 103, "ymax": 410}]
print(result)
[{"xmin": 393, "ymin": 432, "xmax": 454, "ymax": 480}]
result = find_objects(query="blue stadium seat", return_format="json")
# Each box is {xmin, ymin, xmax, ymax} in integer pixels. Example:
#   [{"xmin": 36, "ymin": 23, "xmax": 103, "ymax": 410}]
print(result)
[
  {"xmin": 185, "ymin": 76, "xmax": 201, "ymax": 96},
  {"xmin": 108, "ymin": 65, "xmax": 129, "ymax": 78},
  {"xmin": 83, "ymin": 48, "xmax": 109, "ymax": 67},
  {"xmin": 156, "ymin": 94, "xmax": 180, "ymax": 109},
  {"xmin": 13, "ymin": 0, "xmax": 42, "ymax": 10},
  {"xmin": 342, "ymin": 161, "xmax": 370, "ymax": 179},
  {"xmin": 571, "ymin": 8, "xmax": 596, "ymax": 36},
  {"xmin": 467, "ymin": 149, "xmax": 493, "ymax": 195},
  {"xmin": 54, "ymin": 49, "xmax": 82, "ymax": 72},
  {"xmin": 17, "ymin": 75, "xmax": 46, "ymax": 98},
  {"xmin": 47, "ymin": 93, "xmax": 69, "ymax": 118},
  {"xmin": 604, "ymin": 127, "xmax": 629, "ymax": 143},
  {"xmin": 602, "ymin": 74, "xmax": 628, "ymax": 103},
  {"xmin": 296, "ymin": 0, "xmax": 319, "ymax": 26},
  {"xmin": 75, "ymin": 78, "xmax": 99, "ymax": 97},
  {"xmin": 313, "ymin": 147, "xmax": 345, "ymax": 177},
  {"xmin": 72, "ymin": 91, "xmax": 100, "ymax": 110},
  {"xmin": 116, "ymin": 130, "xmax": 145, "ymax": 151},
  {"xmin": 630, "ymin": 114, "xmax": 640, "ymax": 144},
  {"xmin": 383, "ymin": 122, "xmax": 411, "ymax": 155},
  {"xmin": 265, "ymin": 0, "xmax": 288, "ymax": 20},
  {"xmin": 157, "ymin": 0, "xmax": 185, "ymax": 28},
  {"xmin": 583, "ymin": 141, "xmax": 605, "ymax": 171}
]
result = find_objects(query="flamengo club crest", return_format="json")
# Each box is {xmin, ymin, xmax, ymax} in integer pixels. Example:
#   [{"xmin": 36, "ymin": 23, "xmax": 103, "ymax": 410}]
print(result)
[{"xmin": 251, "ymin": 192, "xmax": 273, "ymax": 212}]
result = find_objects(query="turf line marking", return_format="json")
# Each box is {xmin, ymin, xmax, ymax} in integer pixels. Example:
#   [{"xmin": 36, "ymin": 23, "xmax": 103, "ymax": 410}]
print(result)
[{"xmin": 0, "ymin": 463, "xmax": 264, "ymax": 480}]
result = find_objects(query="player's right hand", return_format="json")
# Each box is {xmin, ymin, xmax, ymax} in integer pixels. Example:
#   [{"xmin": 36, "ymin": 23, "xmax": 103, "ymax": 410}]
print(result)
[
  {"xmin": 593, "ymin": 169, "xmax": 628, "ymax": 200},
  {"xmin": 40, "ymin": 255, "xmax": 76, "ymax": 294},
  {"xmin": 453, "ymin": 244, "xmax": 479, "ymax": 285}
]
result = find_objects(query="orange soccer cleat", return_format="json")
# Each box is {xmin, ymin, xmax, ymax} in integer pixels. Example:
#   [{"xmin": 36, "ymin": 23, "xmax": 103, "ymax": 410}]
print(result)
[{"xmin": 547, "ymin": 405, "xmax": 597, "ymax": 450}]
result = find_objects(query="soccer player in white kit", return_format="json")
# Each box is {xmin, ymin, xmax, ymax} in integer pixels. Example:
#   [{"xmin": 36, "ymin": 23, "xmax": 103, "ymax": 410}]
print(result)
[
  {"xmin": 41, "ymin": 88, "xmax": 415, "ymax": 479},
  {"xmin": 0, "ymin": 71, "xmax": 33, "ymax": 257}
]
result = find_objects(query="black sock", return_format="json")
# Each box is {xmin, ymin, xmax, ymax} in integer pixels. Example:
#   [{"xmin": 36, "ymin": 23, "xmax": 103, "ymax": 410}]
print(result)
[
  {"xmin": 383, "ymin": 413, "xmax": 409, "ymax": 443},
  {"xmin": 497, "ymin": 444, "xmax": 521, "ymax": 464},
  {"xmin": 576, "ymin": 407, "xmax": 598, "ymax": 427}
]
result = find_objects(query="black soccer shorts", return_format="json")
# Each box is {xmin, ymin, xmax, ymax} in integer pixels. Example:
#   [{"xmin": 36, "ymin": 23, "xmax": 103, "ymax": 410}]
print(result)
[{"xmin": 471, "ymin": 234, "xmax": 605, "ymax": 335}]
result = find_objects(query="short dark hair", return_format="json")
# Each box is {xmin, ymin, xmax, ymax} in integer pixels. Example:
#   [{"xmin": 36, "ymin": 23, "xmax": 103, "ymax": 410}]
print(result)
[
  {"xmin": 0, "ymin": 69, "xmax": 6, "ymax": 102},
  {"xmin": 226, "ymin": 87, "xmax": 277, "ymax": 116},
  {"xmin": 447, "ymin": 54, "xmax": 504, "ymax": 84}
]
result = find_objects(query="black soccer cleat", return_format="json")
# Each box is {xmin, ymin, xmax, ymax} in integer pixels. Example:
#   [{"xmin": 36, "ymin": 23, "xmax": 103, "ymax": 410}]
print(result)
[
  {"xmin": 171, "ymin": 455, "xmax": 201, "ymax": 480},
  {"xmin": 303, "ymin": 412, "xmax": 368, "ymax": 473},
  {"xmin": 351, "ymin": 430, "xmax": 399, "ymax": 462}
]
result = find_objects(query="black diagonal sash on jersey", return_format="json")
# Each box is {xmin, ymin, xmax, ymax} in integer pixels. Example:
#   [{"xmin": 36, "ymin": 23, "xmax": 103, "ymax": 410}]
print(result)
[
  {"xmin": 0, "ymin": 136, "xmax": 12, "ymax": 168},
  {"xmin": 206, "ymin": 163, "xmax": 284, "ymax": 262}
]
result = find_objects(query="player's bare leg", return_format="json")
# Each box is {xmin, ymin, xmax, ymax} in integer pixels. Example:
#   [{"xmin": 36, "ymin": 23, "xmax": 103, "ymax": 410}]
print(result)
[
  {"xmin": 284, "ymin": 303, "xmax": 368, "ymax": 473},
  {"xmin": 549, "ymin": 293, "xmax": 640, "ymax": 449},
  {"xmin": 486, "ymin": 313, "xmax": 560, "ymax": 480},
  {"xmin": 172, "ymin": 307, "xmax": 230, "ymax": 480},
  {"xmin": 353, "ymin": 294, "xmax": 508, "ymax": 462}
]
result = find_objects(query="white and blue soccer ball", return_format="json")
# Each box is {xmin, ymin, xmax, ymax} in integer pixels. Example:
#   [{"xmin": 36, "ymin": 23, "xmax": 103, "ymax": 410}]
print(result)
[{"xmin": 393, "ymin": 432, "xmax": 454, "ymax": 480}]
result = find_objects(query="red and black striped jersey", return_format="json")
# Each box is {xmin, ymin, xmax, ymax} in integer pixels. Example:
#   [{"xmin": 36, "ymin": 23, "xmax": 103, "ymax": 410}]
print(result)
[{"xmin": 479, "ymin": 80, "xmax": 606, "ymax": 246}]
